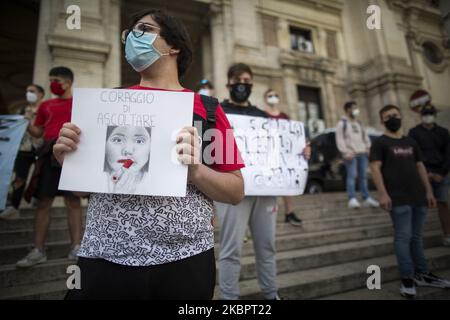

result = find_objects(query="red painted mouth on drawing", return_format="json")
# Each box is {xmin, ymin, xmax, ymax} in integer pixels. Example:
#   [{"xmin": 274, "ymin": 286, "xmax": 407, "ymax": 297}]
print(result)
[{"xmin": 118, "ymin": 159, "xmax": 134, "ymax": 168}]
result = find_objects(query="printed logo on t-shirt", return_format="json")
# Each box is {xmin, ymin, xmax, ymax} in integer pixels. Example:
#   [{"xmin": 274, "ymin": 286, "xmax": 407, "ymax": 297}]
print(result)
[{"xmin": 390, "ymin": 146, "xmax": 413, "ymax": 157}]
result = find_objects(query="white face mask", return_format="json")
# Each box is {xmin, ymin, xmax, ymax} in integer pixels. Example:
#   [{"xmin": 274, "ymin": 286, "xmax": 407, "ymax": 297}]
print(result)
[
  {"xmin": 267, "ymin": 96, "xmax": 279, "ymax": 106},
  {"xmin": 26, "ymin": 91, "xmax": 38, "ymax": 103},
  {"xmin": 422, "ymin": 115, "xmax": 435, "ymax": 125},
  {"xmin": 198, "ymin": 89, "xmax": 211, "ymax": 96},
  {"xmin": 351, "ymin": 108, "xmax": 360, "ymax": 117}
]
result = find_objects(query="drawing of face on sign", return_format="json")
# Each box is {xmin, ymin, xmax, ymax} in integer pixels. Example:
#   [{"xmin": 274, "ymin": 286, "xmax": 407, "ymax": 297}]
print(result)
[{"xmin": 104, "ymin": 125, "xmax": 152, "ymax": 194}]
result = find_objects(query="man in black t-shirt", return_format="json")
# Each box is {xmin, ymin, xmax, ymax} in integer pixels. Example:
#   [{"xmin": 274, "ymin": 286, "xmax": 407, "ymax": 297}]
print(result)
[
  {"xmin": 369, "ymin": 104, "xmax": 450, "ymax": 298},
  {"xmin": 408, "ymin": 105, "xmax": 450, "ymax": 247}
]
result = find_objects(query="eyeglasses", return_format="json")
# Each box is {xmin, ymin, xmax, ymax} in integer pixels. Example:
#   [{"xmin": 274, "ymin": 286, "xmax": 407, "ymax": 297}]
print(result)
[{"xmin": 121, "ymin": 22, "xmax": 161, "ymax": 44}]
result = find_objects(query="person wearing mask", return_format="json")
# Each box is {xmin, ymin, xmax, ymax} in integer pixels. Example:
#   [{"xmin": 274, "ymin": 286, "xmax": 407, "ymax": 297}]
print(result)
[
  {"xmin": 197, "ymin": 79, "xmax": 215, "ymax": 97},
  {"xmin": 0, "ymin": 84, "xmax": 45, "ymax": 220},
  {"xmin": 216, "ymin": 63, "xmax": 282, "ymax": 300},
  {"xmin": 15, "ymin": 67, "xmax": 83, "ymax": 267},
  {"xmin": 53, "ymin": 9, "xmax": 244, "ymax": 300},
  {"xmin": 263, "ymin": 88, "xmax": 311, "ymax": 226},
  {"xmin": 336, "ymin": 101, "xmax": 379, "ymax": 209},
  {"xmin": 409, "ymin": 105, "xmax": 450, "ymax": 247},
  {"xmin": 370, "ymin": 104, "xmax": 450, "ymax": 298}
]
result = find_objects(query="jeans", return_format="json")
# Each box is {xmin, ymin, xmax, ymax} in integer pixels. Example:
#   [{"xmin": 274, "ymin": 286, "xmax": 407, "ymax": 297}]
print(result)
[
  {"xmin": 390, "ymin": 205, "xmax": 429, "ymax": 278},
  {"xmin": 344, "ymin": 154, "xmax": 369, "ymax": 200},
  {"xmin": 430, "ymin": 174, "xmax": 449, "ymax": 203}
]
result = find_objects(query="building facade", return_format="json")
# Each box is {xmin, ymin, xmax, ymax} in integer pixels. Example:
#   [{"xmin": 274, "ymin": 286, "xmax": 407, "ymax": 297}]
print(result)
[{"xmin": 1, "ymin": 0, "xmax": 449, "ymax": 131}]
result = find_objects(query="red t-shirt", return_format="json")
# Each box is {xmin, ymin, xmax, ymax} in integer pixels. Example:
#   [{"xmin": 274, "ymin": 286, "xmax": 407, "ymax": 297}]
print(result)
[
  {"xmin": 266, "ymin": 111, "xmax": 289, "ymax": 120},
  {"xmin": 34, "ymin": 98, "xmax": 73, "ymax": 141},
  {"xmin": 129, "ymin": 85, "xmax": 245, "ymax": 172}
]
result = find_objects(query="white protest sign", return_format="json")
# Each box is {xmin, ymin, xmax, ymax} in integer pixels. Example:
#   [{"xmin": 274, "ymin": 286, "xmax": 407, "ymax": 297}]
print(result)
[
  {"xmin": 227, "ymin": 115, "xmax": 308, "ymax": 196},
  {"xmin": 59, "ymin": 88, "xmax": 193, "ymax": 197}
]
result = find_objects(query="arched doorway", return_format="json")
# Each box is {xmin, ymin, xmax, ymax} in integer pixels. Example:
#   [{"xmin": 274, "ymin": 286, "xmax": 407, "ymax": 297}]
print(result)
[{"xmin": 0, "ymin": 0, "xmax": 40, "ymax": 114}]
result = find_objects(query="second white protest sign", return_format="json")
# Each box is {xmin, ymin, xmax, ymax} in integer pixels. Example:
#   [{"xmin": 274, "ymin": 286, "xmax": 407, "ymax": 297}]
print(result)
[{"xmin": 227, "ymin": 114, "xmax": 309, "ymax": 196}]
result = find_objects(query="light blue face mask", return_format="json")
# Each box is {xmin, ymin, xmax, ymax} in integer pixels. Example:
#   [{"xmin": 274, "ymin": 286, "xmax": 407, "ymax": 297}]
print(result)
[{"xmin": 125, "ymin": 31, "xmax": 169, "ymax": 72}]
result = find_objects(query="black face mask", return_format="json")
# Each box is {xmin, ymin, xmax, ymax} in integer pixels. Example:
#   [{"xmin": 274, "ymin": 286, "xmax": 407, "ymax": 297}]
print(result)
[
  {"xmin": 384, "ymin": 117, "xmax": 402, "ymax": 132},
  {"xmin": 229, "ymin": 83, "xmax": 252, "ymax": 103}
]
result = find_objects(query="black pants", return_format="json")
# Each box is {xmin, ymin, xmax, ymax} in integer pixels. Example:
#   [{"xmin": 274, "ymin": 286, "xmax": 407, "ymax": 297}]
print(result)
[
  {"xmin": 65, "ymin": 249, "xmax": 216, "ymax": 300},
  {"xmin": 11, "ymin": 151, "xmax": 35, "ymax": 208}
]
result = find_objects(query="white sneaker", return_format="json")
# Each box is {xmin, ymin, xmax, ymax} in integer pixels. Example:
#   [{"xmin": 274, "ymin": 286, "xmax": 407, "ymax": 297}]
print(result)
[
  {"xmin": 68, "ymin": 244, "xmax": 81, "ymax": 260},
  {"xmin": 363, "ymin": 197, "xmax": 379, "ymax": 208},
  {"xmin": 400, "ymin": 278, "xmax": 416, "ymax": 298},
  {"xmin": 348, "ymin": 198, "xmax": 361, "ymax": 209},
  {"xmin": 0, "ymin": 206, "xmax": 20, "ymax": 220},
  {"xmin": 16, "ymin": 248, "xmax": 47, "ymax": 268},
  {"xmin": 443, "ymin": 236, "xmax": 450, "ymax": 247}
]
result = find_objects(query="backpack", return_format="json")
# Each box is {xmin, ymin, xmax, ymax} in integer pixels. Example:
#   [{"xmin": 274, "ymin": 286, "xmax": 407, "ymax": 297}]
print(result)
[
  {"xmin": 340, "ymin": 118, "xmax": 368, "ymax": 144},
  {"xmin": 194, "ymin": 94, "xmax": 219, "ymax": 166}
]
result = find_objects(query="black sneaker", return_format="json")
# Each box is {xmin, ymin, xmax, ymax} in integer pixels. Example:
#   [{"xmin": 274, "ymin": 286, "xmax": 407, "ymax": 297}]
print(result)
[
  {"xmin": 414, "ymin": 272, "xmax": 450, "ymax": 288},
  {"xmin": 285, "ymin": 212, "xmax": 303, "ymax": 226},
  {"xmin": 400, "ymin": 278, "xmax": 416, "ymax": 298}
]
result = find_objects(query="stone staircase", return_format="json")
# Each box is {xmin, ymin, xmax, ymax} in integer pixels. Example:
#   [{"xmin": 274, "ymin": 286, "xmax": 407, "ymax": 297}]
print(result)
[{"xmin": 1, "ymin": 193, "xmax": 449, "ymax": 300}]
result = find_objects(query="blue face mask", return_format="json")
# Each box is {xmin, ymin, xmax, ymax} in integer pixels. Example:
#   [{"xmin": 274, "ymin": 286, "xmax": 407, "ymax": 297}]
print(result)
[{"xmin": 125, "ymin": 31, "xmax": 168, "ymax": 72}]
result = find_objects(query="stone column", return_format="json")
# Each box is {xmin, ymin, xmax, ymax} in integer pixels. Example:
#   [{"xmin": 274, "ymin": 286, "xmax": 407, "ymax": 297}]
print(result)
[
  {"xmin": 323, "ymin": 74, "xmax": 338, "ymax": 126},
  {"xmin": 33, "ymin": 0, "xmax": 120, "ymax": 93},
  {"xmin": 282, "ymin": 68, "xmax": 299, "ymax": 121},
  {"xmin": 439, "ymin": 1, "xmax": 450, "ymax": 47},
  {"xmin": 202, "ymin": 33, "xmax": 213, "ymax": 83},
  {"xmin": 210, "ymin": 0, "xmax": 232, "ymax": 101}
]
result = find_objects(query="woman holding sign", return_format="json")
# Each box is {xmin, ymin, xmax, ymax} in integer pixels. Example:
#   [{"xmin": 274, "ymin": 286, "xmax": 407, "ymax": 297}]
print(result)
[{"xmin": 53, "ymin": 9, "xmax": 245, "ymax": 300}]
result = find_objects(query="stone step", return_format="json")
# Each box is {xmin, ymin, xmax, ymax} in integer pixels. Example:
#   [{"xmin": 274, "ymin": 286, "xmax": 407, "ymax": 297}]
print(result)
[
  {"xmin": 237, "ymin": 230, "xmax": 443, "ymax": 281},
  {"xmin": 0, "ymin": 215, "xmax": 87, "ymax": 232},
  {"xmin": 230, "ymin": 220, "xmax": 441, "ymax": 258},
  {"xmin": 320, "ymin": 269, "xmax": 450, "ymax": 300},
  {"xmin": 0, "ymin": 229, "xmax": 442, "ymax": 290},
  {"xmin": 0, "ymin": 241, "xmax": 72, "ymax": 265},
  {"xmin": 0, "ymin": 220, "xmax": 441, "ymax": 266},
  {"xmin": 0, "ymin": 227, "xmax": 71, "ymax": 247},
  {"xmin": 0, "ymin": 258, "xmax": 72, "ymax": 289},
  {"xmin": 0, "ymin": 278, "xmax": 68, "ymax": 300},
  {"xmin": 281, "ymin": 207, "xmax": 384, "ymax": 221},
  {"xmin": 0, "ymin": 212, "xmax": 397, "ymax": 247},
  {"xmin": 5, "ymin": 245, "xmax": 449, "ymax": 301},
  {"xmin": 233, "ymin": 247, "xmax": 450, "ymax": 300},
  {"xmin": 1, "ymin": 211, "xmax": 440, "ymax": 249},
  {"xmin": 11, "ymin": 192, "xmax": 361, "ymax": 219},
  {"xmin": 215, "ymin": 214, "xmax": 439, "ymax": 239},
  {"xmin": 0, "ymin": 207, "xmax": 381, "ymax": 233},
  {"xmin": 0, "ymin": 206, "xmax": 438, "ymax": 238}
]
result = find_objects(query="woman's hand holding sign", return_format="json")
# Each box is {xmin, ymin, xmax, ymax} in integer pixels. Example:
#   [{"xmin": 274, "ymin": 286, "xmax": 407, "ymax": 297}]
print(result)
[
  {"xmin": 54, "ymin": 122, "xmax": 81, "ymax": 166},
  {"xmin": 175, "ymin": 126, "xmax": 244, "ymax": 204},
  {"xmin": 302, "ymin": 142, "xmax": 311, "ymax": 161},
  {"xmin": 54, "ymin": 123, "xmax": 91, "ymax": 198},
  {"xmin": 176, "ymin": 126, "xmax": 201, "ymax": 182}
]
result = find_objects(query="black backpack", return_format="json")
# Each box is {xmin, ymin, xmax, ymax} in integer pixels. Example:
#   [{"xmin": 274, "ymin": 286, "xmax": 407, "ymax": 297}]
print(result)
[{"xmin": 194, "ymin": 95, "xmax": 219, "ymax": 166}]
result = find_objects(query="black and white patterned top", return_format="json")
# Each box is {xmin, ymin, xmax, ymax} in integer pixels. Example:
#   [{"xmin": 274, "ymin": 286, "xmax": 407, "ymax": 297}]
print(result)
[{"xmin": 78, "ymin": 184, "xmax": 214, "ymax": 266}]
